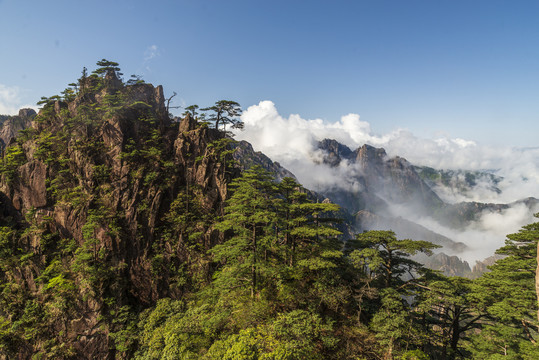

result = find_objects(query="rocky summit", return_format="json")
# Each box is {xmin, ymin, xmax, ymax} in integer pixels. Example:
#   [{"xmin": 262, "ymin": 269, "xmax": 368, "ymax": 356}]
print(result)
[{"xmin": 0, "ymin": 69, "xmax": 235, "ymax": 358}]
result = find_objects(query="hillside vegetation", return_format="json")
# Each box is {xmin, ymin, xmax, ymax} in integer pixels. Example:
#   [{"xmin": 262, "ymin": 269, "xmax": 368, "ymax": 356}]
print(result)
[{"xmin": 0, "ymin": 61, "xmax": 537, "ymax": 359}]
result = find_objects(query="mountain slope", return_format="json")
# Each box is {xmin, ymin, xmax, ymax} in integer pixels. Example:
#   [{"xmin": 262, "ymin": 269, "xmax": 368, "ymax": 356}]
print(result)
[
  {"xmin": 316, "ymin": 138, "xmax": 538, "ymax": 229},
  {"xmin": 317, "ymin": 139, "xmax": 444, "ymax": 215},
  {"xmin": 0, "ymin": 72, "xmax": 235, "ymax": 358}
]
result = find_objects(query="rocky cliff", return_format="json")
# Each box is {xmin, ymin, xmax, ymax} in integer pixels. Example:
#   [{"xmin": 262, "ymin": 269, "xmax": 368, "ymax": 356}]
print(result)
[
  {"xmin": 0, "ymin": 75, "xmax": 235, "ymax": 358},
  {"xmin": 1, "ymin": 71, "xmax": 537, "ymax": 356},
  {"xmin": 314, "ymin": 138, "xmax": 539, "ymax": 278},
  {"xmin": 0, "ymin": 108, "xmax": 36, "ymax": 149},
  {"xmin": 317, "ymin": 139, "xmax": 444, "ymax": 216},
  {"xmin": 316, "ymin": 139, "xmax": 538, "ymax": 229},
  {"xmin": 232, "ymin": 140, "xmax": 296, "ymax": 181}
]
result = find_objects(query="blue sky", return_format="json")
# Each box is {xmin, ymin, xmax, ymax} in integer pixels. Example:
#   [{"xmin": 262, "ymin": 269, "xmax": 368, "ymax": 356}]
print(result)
[{"xmin": 1, "ymin": 0, "xmax": 539, "ymax": 147}]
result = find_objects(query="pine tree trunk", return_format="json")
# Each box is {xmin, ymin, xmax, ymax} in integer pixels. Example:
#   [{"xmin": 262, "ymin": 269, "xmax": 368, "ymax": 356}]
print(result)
[
  {"xmin": 450, "ymin": 306, "xmax": 461, "ymax": 360},
  {"xmin": 252, "ymin": 224, "xmax": 257, "ymax": 299}
]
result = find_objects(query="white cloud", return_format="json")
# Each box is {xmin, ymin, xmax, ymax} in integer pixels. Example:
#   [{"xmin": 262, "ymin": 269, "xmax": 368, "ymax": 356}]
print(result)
[
  {"xmin": 137, "ymin": 45, "xmax": 162, "ymax": 74},
  {"xmin": 235, "ymin": 101, "xmax": 539, "ymax": 262},
  {"xmin": 0, "ymin": 84, "xmax": 23, "ymax": 115},
  {"xmin": 144, "ymin": 44, "xmax": 160, "ymax": 62},
  {"xmin": 236, "ymin": 100, "xmax": 539, "ymax": 203},
  {"xmin": 406, "ymin": 203, "xmax": 539, "ymax": 264}
]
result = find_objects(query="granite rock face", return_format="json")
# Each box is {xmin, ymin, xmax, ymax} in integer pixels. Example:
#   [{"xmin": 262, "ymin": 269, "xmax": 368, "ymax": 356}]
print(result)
[
  {"xmin": 233, "ymin": 140, "xmax": 296, "ymax": 181},
  {"xmin": 315, "ymin": 138, "xmax": 539, "ymax": 278},
  {"xmin": 0, "ymin": 79, "xmax": 232, "ymax": 358},
  {"xmin": 317, "ymin": 139, "xmax": 444, "ymax": 216},
  {"xmin": 0, "ymin": 108, "xmax": 35, "ymax": 148},
  {"xmin": 316, "ymin": 138, "xmax": 538, "ymax": 228}
]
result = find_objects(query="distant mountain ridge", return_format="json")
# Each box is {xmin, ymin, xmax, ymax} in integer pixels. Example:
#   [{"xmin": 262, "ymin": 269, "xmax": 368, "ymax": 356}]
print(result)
[
  {"xmin": 316, "ymin": 139, "xmax": 444, "ymax": 215},
  {"xmin": 229, "ymin": 137, "xmax": 471, "ymax": 272},
  {"xmin": 315, "ymin": 137, "xmax": 538, "ymax": 227},
  {"xmin": 311, "ymin": 137, "xmax": 538, "ymax": 276},
  {"xmin": 414, "ymin": 165, "xmax": 503, "ymax": 201}
]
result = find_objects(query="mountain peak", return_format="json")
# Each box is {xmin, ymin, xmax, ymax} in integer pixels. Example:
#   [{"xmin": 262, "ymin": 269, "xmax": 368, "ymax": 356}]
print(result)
[
  {"xmin": 317, "ymin": 138, "xmax": 353, "ymax": 166},
  {"xmin": 354, "ymin": 144, "xmax": 387, "ymax": 166}
]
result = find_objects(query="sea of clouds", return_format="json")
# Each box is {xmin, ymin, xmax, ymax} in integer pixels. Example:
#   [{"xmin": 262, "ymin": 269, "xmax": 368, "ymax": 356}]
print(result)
[{"xmin": 234, "ymin": 101, "xmax": 539, "ymax": 262}]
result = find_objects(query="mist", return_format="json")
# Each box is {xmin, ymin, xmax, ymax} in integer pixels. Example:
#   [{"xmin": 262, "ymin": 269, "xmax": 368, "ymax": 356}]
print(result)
[
  {"xmin": 388, "ymin": 202, "xmax": 539, "ymax": 264},
  {"xmin": 235, "ymin": 101, "xmax": 539, "ymax": 262}
]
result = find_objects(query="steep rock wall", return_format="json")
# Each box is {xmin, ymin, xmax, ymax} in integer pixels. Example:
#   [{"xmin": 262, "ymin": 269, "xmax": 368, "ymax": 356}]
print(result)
[{"xmin": 0, "ymin": 81, "xmax": 233, "ymax": 358}]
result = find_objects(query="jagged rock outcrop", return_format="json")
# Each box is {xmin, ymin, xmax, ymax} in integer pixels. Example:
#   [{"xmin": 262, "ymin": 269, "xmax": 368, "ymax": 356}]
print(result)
[
  {"xmin": 414, "ymin": 166, "xmax": 503, "ymax": 201},
  {"xmin": 0, "ymin": 78, "xmax": 234, "ymax": 358},
  {"xmin": 0, "ymin": 108, "xmax": 35, "ymax": 148},
  {"xmin": 316, "ymin": 137, "xmax": 539, "ymax": 238},
  {"xmin": 12, "ymin": 160, "xmax": 47, "ymax": 210},
  {"xmin": 472, "ymin": 254, "xmax": 503, "ymax": 274},
  {"xmin": 317, "ymin": 139, "xmax": 353, "ymax": 167},
  {"xmin": 233, "ymin": 140, "xmax": 296, "ymax": 181},
  {"xmin": 440, "ymin": 197, "xmax": 539, "ymax": 228},
  {"xmin": 419, "ymin": 252, "xmax": 473, "ymax": 277},
  {"xmin": 317, "ymin": 139, "xmax": 444, "ymax": 215}
]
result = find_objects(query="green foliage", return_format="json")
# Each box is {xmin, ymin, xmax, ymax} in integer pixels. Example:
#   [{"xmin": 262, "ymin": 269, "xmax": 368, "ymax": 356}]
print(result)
[
  {"xmin": 464, "ymin": 214, "xmax": 539, "ymax": 358},
  {"xmin": 183, "ymin": 104, "xmax": 200, "ymax": 118},
  {"xmin": 0, "ymin": 226, "xmax": 16, "ymax": 259},
  {"xmin": 204, "ymin": 310, "xmax": 337, "ymax": 360},
  {"xmin": 370, "ymin": 288, "xmax": 417, "ymax": 358},
  {"xmin": 349, "ymin": 230, "xmax": 440, "ymax": 288},
  {"xmin": 212, "ymin": 165, "xmax": 279, "ymax": 299},
  {"xmin": 399, "ymin": 349, "xmax": 430, "ymax": 360},
  {"xmin": 127, "ymin": 74, "xmax": 145, "ymax": 85},
  {"xmin": 201, "ymin": 100, "xmax": 243, "ymax": 131},
  {"xmin": 2, "ymin": 59, "xmax": 539, "ymax": 360},
  {"xmin": 99, "ymin": 91, "xmax": 127, "ymax": 117},
  {"xmin": 414, "ymin": 275, "xmax": 484, "ymax": 358},
  {"xmin": 109, "ymin": 305, "xmax": 138, "ymax": 355},
  {"xmin": 135, "ymin": 300, "xmax": 228, "ymax": 360},
  {"xmin": 0, "ymin": 144, "xmax": 26, "ymax": 184},
  {"xmin": 71, "ymin": 207, "xmax": 120, "ymax": 298},
  {"xmin": 93, "ymin": 58, "xmax": 122, "ymax": 78}
]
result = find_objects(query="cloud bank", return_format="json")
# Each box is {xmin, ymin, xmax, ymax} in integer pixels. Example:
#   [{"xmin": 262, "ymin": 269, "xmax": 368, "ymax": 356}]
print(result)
[
  {"xmin": 235, "ymin": 101, "xmax": 539, "ymax": 261},
  {"xmin": 410, "ymin": 203, "xmax": 538, "ymax": 264},
  {"xmin": 236, "ymin": 100, "xmax": 539, "ymax": 203}
]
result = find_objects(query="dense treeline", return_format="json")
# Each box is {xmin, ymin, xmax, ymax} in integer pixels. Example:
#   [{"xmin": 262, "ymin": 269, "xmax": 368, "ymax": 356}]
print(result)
[
  {"xmin": 0, "ymin": 60, "xmax": 537, "ymax": 359},
  {"xmin": 131, "ymin": 166, "xmax": 539, "ymax": 359}
]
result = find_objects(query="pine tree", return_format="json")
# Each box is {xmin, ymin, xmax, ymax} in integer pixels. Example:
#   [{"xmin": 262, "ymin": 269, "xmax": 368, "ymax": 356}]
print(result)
[
  {"xmin": 274, "ymin": 177, "xmax": 346, "ymax": 313},
  {"xmin": 467, "ymin": 214, "xmax": 539, "ymax": 358},
  {"xmin": 349, "ymin": 230, "xmax": 440, "ymax": 289},
  {"xmin": 201, "ymin": 100, "xmax": 242, "ymax": 131},
  {"xmin": 212, "ymin": 166, "xmax": 278, "ymax": 299},
  {"xmin": 277, "ymin": 177, "xmax": 342, "ymax": 267},
  {"xmin": 416, "ymin": 275, "xmax": 485, "ymax": 359}
]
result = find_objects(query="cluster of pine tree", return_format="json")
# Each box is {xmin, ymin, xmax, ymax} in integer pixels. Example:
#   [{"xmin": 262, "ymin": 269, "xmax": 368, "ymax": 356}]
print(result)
[
  {"xmin": 133, "ymin": 165, "xmax": 539, "ymax": 359},
  {"xmin": 0, "ymin": 60, "xmax": 536, "ymax": 359}
]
